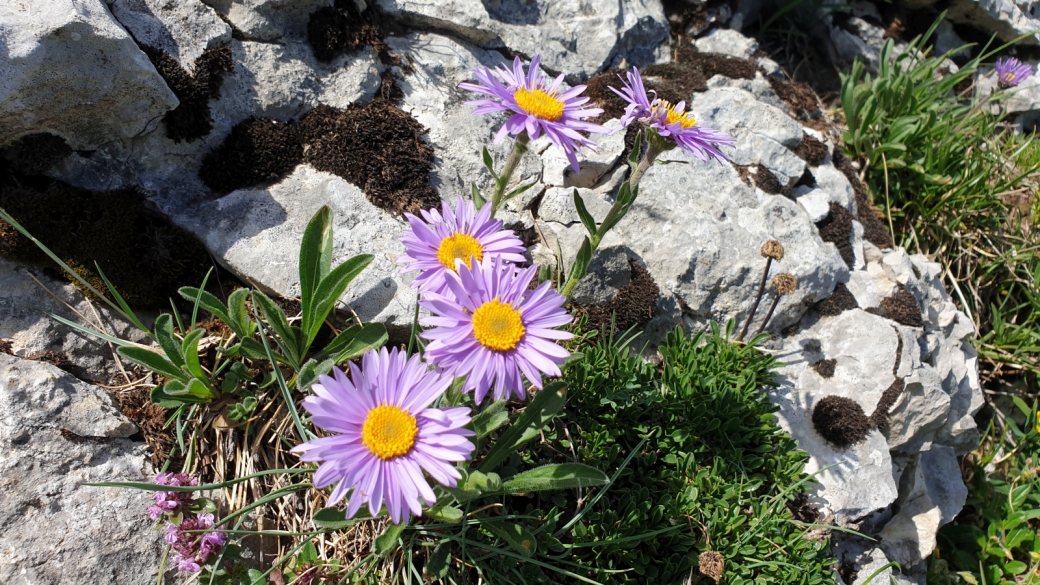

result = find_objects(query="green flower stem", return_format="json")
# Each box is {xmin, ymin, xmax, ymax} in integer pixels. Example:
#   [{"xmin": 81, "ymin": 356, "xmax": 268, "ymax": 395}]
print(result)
[
  {"xmin": 490, "ymin": 132, "xmax": 530, "ymax": 217},
  {"xmin": 559, "ymin": 140, "xmax": 663, "ymax": 298}
]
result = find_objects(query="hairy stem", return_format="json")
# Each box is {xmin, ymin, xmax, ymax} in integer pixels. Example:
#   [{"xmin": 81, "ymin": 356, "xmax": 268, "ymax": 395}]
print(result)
[
  {"xmin": 490, "ymin": 133, "xmax": 530, "ymax": 217},
  {"xmin": 755, "ymin": 293, "xmax": 782, "ymax": 337}
]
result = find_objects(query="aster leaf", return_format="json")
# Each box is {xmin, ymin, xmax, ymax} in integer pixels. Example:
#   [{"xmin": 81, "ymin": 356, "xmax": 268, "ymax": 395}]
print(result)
[
  {"xmin": 118, "ymin": 346, "xmax": 188, "ymax": 382},
  {"xmin": 306, "ymin": 254, "xmax": 374, "ymax": 349},
  {"xmin": 375, "ymin": 521, "xmax": 407, "ymax": 556},
  {"xmin": 484, "ymin": 521, "xmax": 537, "ymax": 557},
  {"xmin": 425, "ymin": 543, "xmax": 451, "ymax": 579},
  {"xmin": 226, "ymin": 288, "xmax": 257, "ymax": 340},
  {"xmin": 315, "ymin": 323, "xmax": 388, "ymax": 363},
  {"xmin": 505, "ymin": 179, "xmax": 538, "ymax": 201},
  {"xmin": 471, "ymin": 399, "xmax": 509, "ymax": 440},
  {"xmin": 572, "ymin": 189, "xmax": 597, "ymax": 237},
  {"xmin": 151, "ymin": 384, "xmax": 193, "ymax": 407},
  {"xmin": 628, "ymin": 129, "xmax": 644, "ymax": 167},
  {"xmin": 253, "ymin": 291, "xmax": 302, "ymax": 368},
  {"xmin": 311, "ymin": 507, "xmax": 360, "ymax": 530},
  {"xmin": 482, "ymin": 146, "xmax": 499, "ymax": 180},
  {"xmin": 499, "ymin": 464, "xmax": 609, "ymax": 494},
  {"xmin": 478, "ymin": 381, "xmax": 567, "ymax": 473},
  {"xmin": 181, "ymin": 328, "xmax": 209, "ymax": 383},
  {"xmin": 471, "ymin": 182, "xmax": 486, "ymax": 209},
  {"xmin": 153, "ymin": 314, "xmax": 185, "ymax": 368},
  {"xmin": 300, "ymin": 206, "xmax": 334, "ymax": 341},
  {"xmin": 425, "ymin": 504, "xmax": 464, "ymax": 523},
  {"xmin": 566, "ymin": 237, "xmax": 593, "ymax": 290},
  {"xmin": 178, "ymin": 286, "xmax": 232, "ymax": 328},
  {"xmin": 297, "ymin": 358, "xmax": 334, "ymax": 393}
]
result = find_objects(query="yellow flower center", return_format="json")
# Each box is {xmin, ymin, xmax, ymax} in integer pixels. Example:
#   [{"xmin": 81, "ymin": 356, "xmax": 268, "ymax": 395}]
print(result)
[
  {"xmin": 663, "ymin": 102, "xmax": 698, "ymax": 129},
  {"xmin": 437, "ymin": 233, "xmax": 484, "ymax": 271},
  {"xmin": 472, "ymin": 299, "xmax": 525, "ymax": 352},
  {"xmin": 514, "ymin": 87, "xmax": 565, "ymax": 121},
  {"xmin": 361, "ymin": 405, "xmax": 419, "ymax": 460},
  {"xmin": 1003, "ymin": 71, "xmax": 1017, "ymax": 83}
]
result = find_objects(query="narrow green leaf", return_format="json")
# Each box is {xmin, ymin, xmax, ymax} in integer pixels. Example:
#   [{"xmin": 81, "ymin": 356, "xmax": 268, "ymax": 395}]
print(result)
[
  {"xmin": 118, "ymin": 346, "xmax": 187, "ymax": 381},
  {"xmin": 326, "ymin": 324, "xmax": 387, "ymax": 363},
  {"xmin": 181, "ymin": 328, "xmax": 208, "ymax": 382},
  {"xmin": 311, "ymin": 507, "xmax": 359, "ymax": 530},
  {"xmin": 153, "ymin": 314, "xmax": 185, "ymax": 368},
  {"xmin": 297, "ymin": 358, "xmax": 335, "ymax": 393},
  {"xmin": 375, "ymin": 522, "xmax": 406, "ymax": 556},
  {"xmin": 300, "ymin": 206, "xmax": 334, "ymax": 344},
  {"xmin": 164, "ymin": 379, "xmax": 213, "ymax": 401},
  {"xmin": 479, "ymin": 382, "xmax": 567, "ymax": 472},
  {"xmin": 307, "ymin": 254, "xmax": 373, "ymax": 348},
  {"xmin": 628, "ymin": 129, "xmax": 643, "ymax": 167},
  {"xmin": 425, "ymin": 543, "xmax": 451, "ymax": 579},
  {"xmin": 40, "ymin": 309, "xmax": 135, "ymax": 348},
  {"xmin": 505, "ymin": 179, "xmax": 538, "ymax": 200},
  {"xmin": 573, "ymin": 189, "xmax": 598, "ymax": 237},
  {"xmin": 471, "ymin": 400, "xmax": 509, "ymax": 440},
  {"xmin": 151, "ymin": 385, "xmax": 189, "ymax": 408},
  {"xmin": 500, "ymin": 464, "xmax": 609, "ymax": 493},
  {"xmin": 94, "ymin": 263, "xmax": 150, "ymax": 334},
  {"xmin": 484, "ymin": 521, "xmax": 537, "ymax": 557},
  {"xmin": 178, "ymin": 287, "xmax": 232, "ymax": 326},
  {"xmin": 253, "ymin": 291, "xmax": 301, "ymax": 367},
  {"xmin": 471, "ymin": 182, "xmax": 487, "ymax": 209}
]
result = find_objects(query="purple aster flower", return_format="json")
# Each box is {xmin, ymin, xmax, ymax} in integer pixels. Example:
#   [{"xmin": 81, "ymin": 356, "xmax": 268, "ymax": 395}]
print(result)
[
  {"xmin": 398, "ymin": 197, "xmax": 526, "ymax": 297},
  {"xmin": 148, "ymin": 472, "xmax": 199, "ymax": 520},
  {"xmin": 165, "ymin": 513, "xmax": 225, "ymax": 573},
  {"xmin": 610, "ymin": 67, "xmax": 735, "ymax": 162},
  {"xmin": 291, "ymin": 348, "xmax": 476, "ymax": 525},
  {"xmin": 459, "ymin": 54, "xmax": 607, "ymax": 172},
  {"xmin": 996, "ymin": 57, "xmax": 1033, "ymax": 88},
  {"xmin": 420, "ymin": 257, "xmax": 574, "ymax": 404}
]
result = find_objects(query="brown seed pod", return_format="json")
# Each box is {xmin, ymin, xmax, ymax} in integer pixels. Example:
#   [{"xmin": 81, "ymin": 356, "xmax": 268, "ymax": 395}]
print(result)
[
  {"xmin": 699, "ymin": 550, "xmax": 725, "ymax": 584},
  {"xmin": 770, "ymin": 273, "xmax": 797, "ymax": 296},
  {"xmin": 760, "ymin": 239, "xmax": 785, "ymax": 261}
]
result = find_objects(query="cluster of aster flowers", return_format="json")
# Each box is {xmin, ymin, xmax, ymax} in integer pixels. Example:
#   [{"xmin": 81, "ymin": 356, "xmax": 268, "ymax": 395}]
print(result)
[
  {"xmin": 289, "ymin": 55, "xmax": 736, "ymax": 528},
  {"xmin": 147, "ymin": 473, "xmax": 225, "ymax": 573}
]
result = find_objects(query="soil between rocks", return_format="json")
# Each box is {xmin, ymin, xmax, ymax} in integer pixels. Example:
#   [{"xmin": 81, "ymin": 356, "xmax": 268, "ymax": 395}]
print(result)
[
  {"xmin": 200, "ymin": 117, "xmax": 303, "ymax": 193},
  {"xmin": 1, "ymin": 133, "xmax": 72, "ymax": 174},
  {"xmin": 114, "ymin": 386, "xmax": 178, "ymax": 468},
  {"xmin": 832, "ymin": 146, "xmax": 894, "ymax": 249},
  {"xmin": 793, "ymin": 133, "xmax": 828, "ymax": 166}
]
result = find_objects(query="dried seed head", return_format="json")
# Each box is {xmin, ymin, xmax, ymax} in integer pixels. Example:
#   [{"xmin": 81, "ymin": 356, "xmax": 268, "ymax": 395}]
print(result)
[
  {"xmin": 771, "ymin": 273, "xmax": 797, "ymax": 295},
  {"xmin": 699, "ymin": 551, "xmax": 725, "ymax": 584},
  {"xmin": 760, "ymin": 239, "xmax": 784, "ymax": 261}
]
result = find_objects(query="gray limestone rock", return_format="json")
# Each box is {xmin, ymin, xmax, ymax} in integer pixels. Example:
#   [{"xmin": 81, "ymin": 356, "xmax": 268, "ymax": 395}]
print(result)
[
  {"xmin": 0, "ymin": 0, "xmax": 179, "ymax": 150},
  {"xmin": 0, "ymin": 258, "xmax": 150, "ymax": 384},
  {"xmin": 946, "ymin": 0, "xmax": 1040, "ymax": 45},
  {"xmin": 0, "ymin": 353, "xmax": 161, "ymax": 584},
  {"xmin": 108, "ymin": 0, "xmax": 232, "ymax": 73},
  {"xmin": 199, "ymin": 0, "xmax": 332, "ymax": 41},
  {"xmin": 375, "ymin": 0, "xmax": 669, "ymax": 80},
  {"xmin": 694, "ymin": 28, "xmax": 759, "ymax": 59},
  {"xmin": 175, "ymin": 164, "xmax": 416, "ymax": 327}
]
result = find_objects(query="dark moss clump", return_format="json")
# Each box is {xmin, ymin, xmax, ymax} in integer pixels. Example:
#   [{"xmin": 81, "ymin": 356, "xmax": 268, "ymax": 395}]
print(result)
[
  {"xmin": 641, "ymin": 62, "xmax": 709, "ymax": 105},
  {"xmin": 1, "ymin": 133, "xmax": 72, "ymax": 174},
  {"xmin": 688, "ymin": 51, "xmax": 758, "ymax": 80},
  {"xmin": 0, "ymin": 178, "xmax": 210, "ymax": 308},
  {"xmin": 141, "ymin": 45, "xmax": 234, "ymax": 143},
  {"xmin": 812, "ymin": 395, "xmax": 872, "ymax": 448},
  {"xmin": 750, "ymin": 164, "xmax": 791, "ymax": 198},
  {"xmin": 815, "ymin": 202, "xmax": 855, "ymax": 268},
  {"xmin": 583, "ymin": 69, "xmax": 632, "ymax": 124},
  {"xmin": 816, "ymin": 283, "xmax": 859, "ymax": 316},
  {"xmin": 869, "ymin": 377, "xmax": 906, "ymax": 430},
  {"xmin": 813, "ymin": 358, "xmax": 836, "ymax": 378},
  {"xmin": 308, "ymin": 0, "xmax": 386, "ymax": 62},
  {"xmin": 878, "ymin": 288, "xmax": 923, "ymax": 327},
  {"xmin": 794, "ymin": 133, "xmax": 828, "ymax": 166},
  {"xmin": 580, "ymin": 261, "xmax": 660, "ymax": 334},
  {"xmin": 832, "ymin": 146, "xmax": 894, "ymax": 249},
  {"xmin": 300, "ymin": 103, "xmax": 439, "ymax": 214},
  {"xmin": 200, "ymin": 117, "xmax": 302, "ymax": 193},
  {"xmin": 767, "ymin": 77, "xmax": 820, "ymax": 119}
]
